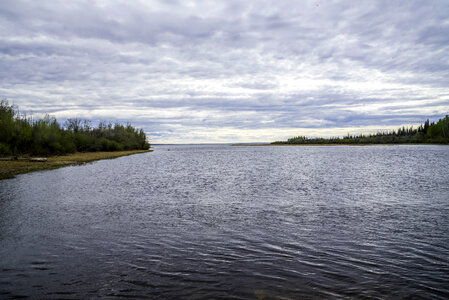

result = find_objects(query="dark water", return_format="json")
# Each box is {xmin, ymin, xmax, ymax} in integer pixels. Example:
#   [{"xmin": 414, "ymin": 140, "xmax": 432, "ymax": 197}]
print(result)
[{"xmin": 1, "ymin": 145, "xmax": 448, "ymax": 299}]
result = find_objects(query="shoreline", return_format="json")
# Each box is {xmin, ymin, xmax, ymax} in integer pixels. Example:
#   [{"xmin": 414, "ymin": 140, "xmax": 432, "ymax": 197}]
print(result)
[
  {"xmin": 232, "ymin": 143, "xmax": 448, "ymax": 146},
  {"xmin": 0, "ymin": 150, "xmax": 151, "ymax": 180}
]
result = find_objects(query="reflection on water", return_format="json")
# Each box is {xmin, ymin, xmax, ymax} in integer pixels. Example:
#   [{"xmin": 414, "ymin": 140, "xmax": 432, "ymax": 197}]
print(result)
[{"xmin": 0, "ymin": 145, "xmax": 448, "ymax": 299}]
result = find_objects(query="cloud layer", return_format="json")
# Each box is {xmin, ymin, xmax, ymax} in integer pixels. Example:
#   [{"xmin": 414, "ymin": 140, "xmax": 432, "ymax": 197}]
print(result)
[{"xmin": 1, "ymin": 0, "xmax": 448, "ymax": 143}]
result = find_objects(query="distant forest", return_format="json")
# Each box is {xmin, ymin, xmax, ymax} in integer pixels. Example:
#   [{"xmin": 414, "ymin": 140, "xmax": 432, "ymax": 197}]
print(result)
[
  {"xmin": 0, "ymin": 100, "xmax": 150, "ymax": 156},
  {"xmin": 273, "ymin": 115, "xmax": 449, "ymax": 145}
]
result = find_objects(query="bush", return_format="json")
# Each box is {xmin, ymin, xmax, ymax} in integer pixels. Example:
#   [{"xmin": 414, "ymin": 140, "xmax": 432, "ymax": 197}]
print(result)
[
  {"xmin": 0, "ymin": 143, "xmax": 11, "ymax": 156},
  {"xmin": 0, "ymin": 101, "xmax": 150, "ymax": 156}
]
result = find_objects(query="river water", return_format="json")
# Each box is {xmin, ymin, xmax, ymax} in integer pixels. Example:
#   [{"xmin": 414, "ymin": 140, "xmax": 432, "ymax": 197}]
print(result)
[{"xmin": 0, "ymin": 144, "xmax": 448, "ymax": 299}]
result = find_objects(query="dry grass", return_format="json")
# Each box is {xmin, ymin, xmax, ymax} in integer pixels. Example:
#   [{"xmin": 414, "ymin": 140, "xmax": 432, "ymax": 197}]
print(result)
[{"xmin": 0, "ymin": 150, "xmax": 151, "ymax": 180}]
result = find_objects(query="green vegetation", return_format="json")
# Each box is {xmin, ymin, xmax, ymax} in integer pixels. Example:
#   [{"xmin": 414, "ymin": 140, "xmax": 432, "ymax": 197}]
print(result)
[
  {"xmin": 273, "ymin": 116, "xmax": 449, "ymax": 145},
  {"xmin": 0, "ymin": 100, "xmax": 150, "ymax": 156}
]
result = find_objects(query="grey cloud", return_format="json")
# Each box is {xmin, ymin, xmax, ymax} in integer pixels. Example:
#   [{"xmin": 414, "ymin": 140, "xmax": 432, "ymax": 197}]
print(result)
[{"xmin": 0, "ymin": 1, "xmax": 223, "ymax": 46}]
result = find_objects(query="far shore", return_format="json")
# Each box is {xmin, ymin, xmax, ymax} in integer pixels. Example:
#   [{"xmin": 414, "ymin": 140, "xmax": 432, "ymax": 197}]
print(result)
[
  {"xmin": 0, "ymin": 150, "xmax": 151, "ymax": 180},
  {"xmin": 231, "ymin": 143, "xmax": 448, "ymax": 146}
]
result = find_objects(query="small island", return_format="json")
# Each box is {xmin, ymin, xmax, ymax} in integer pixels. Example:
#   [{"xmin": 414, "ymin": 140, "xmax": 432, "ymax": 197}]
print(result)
[
  {"xmin": 0, "ymin": 100, "xmax": 151, "ymax": 179},
  {"xmin": 272, "ymin": 116, "xmax": 449, "ymax": 145}
]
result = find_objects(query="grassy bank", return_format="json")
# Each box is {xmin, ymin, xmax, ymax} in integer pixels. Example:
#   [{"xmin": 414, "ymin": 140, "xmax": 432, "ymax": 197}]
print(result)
[{"xmin": 0, "ymin": 150, "xmax": 151, "ymax": 180}]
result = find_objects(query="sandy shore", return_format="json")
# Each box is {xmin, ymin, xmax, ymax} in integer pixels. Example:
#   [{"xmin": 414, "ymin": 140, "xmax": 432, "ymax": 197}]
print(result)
[{"xmin": 0, "ymin": 150, "xmax": 151, "ymax": 180}]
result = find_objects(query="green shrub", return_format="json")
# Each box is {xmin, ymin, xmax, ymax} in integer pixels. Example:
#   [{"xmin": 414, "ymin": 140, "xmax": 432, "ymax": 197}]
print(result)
[
  {"xmin": 0, "ymin": 143, "xmax": 11, "ymax": 156},
  {"xmin": 0, "ymin": 101, "xmax": 150, "ymax": 156}
]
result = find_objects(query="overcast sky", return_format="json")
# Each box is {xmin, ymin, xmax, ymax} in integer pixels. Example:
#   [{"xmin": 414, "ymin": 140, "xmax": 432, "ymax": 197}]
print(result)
[{"xmin": 1, "ymin": 0, "xmax": 448, "ymax": 143}]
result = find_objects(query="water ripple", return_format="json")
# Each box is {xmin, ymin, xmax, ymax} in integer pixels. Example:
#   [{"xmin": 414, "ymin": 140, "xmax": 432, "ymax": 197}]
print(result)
[{"xmin": 0, "ymin": 145, "xmax": 448, "ymax": 299}]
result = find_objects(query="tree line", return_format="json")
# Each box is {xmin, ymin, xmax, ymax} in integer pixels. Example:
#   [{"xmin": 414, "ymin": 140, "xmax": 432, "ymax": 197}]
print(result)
[
  {"xmin": 272, "ymin": 116, "xmax": 449, "ymax": 145},
  {"xmin": 0, "ymin": 100, "xmax": 150, "ymax": 156}
]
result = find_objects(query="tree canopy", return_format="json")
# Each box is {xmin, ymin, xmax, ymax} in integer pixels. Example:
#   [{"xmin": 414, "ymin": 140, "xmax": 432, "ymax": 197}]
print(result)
[
  {"xmin": 272, "ymin": 116, "xmax": 449, "ymax": 145},
  {"xmin": 0, "ymin": 100, "xmax": 150, "ymax": 156}
]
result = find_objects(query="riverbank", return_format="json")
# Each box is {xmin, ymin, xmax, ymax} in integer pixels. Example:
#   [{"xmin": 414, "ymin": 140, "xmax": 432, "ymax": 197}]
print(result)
[
  {"xmin": 0, "ymin": 150, "xmax": 151, "ymax": 180},
  {"xmin": 232, "ymin": 143, "xmax": 447, "ymax": 146},
  {"xmin": 232, "ymin": 143, "xmax": 391, "ymax": 146}
]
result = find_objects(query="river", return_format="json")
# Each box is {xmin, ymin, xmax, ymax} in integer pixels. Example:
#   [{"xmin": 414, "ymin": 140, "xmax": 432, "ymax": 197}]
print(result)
[{"xmin": 1, "ymin": 144, "xmax": 448, "ymax": 299}]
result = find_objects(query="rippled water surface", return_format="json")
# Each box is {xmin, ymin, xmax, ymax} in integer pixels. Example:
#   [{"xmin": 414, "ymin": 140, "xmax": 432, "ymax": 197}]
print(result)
[{"xmin": 1, "ymin": 145, "xmax": 449, "ymax": 299}]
